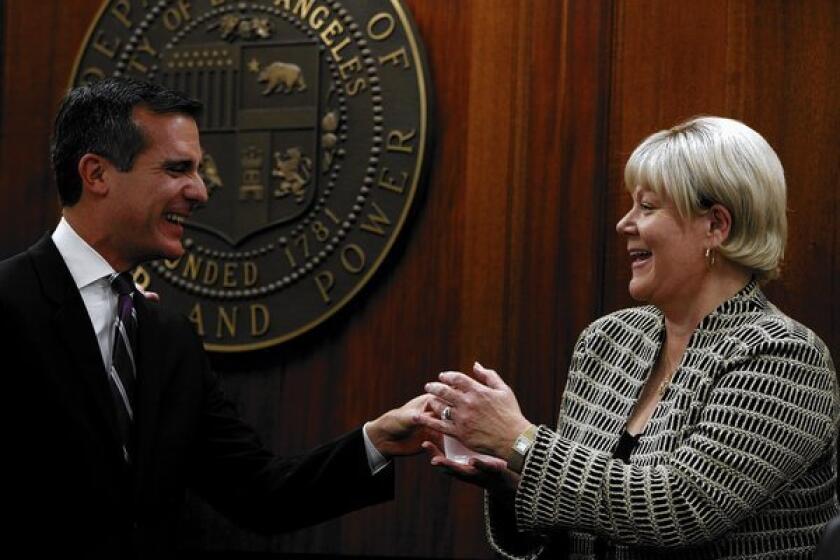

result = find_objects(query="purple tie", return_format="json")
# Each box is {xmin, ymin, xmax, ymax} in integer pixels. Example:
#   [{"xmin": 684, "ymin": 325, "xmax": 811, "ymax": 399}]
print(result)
[{"xmin": 109, "ymin": 272, "xmax": 138, "ymax": 464}]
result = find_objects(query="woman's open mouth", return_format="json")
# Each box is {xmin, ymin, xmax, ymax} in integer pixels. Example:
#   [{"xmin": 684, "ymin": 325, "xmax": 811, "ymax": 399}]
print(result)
[{"xmin": 629, "ymin": 249, "xmax": 652, "ymax": 268}]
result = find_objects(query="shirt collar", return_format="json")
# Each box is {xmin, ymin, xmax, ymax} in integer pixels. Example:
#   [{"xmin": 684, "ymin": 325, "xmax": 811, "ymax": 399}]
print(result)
[{"xmin": 52, "ymin": 216, "xmax": 117, "ymax": 290}]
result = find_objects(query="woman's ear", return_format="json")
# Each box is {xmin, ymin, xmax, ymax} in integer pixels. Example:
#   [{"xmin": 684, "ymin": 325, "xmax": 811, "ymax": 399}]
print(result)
[
  {"xmin": 707, "ymin": 203, "xmax": 733, "ymax": 246},
  {"xmin": 77, "ymin": 153, "xmax": 110, "ymax": 197}
]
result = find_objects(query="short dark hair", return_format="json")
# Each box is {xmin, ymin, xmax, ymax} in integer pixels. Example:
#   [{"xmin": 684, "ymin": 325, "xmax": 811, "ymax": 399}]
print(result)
[{"xmin": 50, "ymin": 77, "xmax": 202, "ymax": 206}]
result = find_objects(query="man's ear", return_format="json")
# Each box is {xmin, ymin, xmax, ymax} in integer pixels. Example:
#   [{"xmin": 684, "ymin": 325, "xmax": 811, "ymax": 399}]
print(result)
[
  {"xmin": 77, "ymin": 153, "xmax": 111, "ymax": 197},
  {"xmin": 707, "ymin": 203, "xmax": 733, "ymax": 246}
]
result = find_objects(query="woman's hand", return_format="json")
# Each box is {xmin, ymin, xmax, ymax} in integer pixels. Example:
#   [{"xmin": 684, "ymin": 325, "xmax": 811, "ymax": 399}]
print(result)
[
  {"xmin": 417, "ymin": 362, "xmax": 532, "ymax": 461},
  {"xmin": 421, "ymin": 439, "xmax": 519, "ymax": 494}
]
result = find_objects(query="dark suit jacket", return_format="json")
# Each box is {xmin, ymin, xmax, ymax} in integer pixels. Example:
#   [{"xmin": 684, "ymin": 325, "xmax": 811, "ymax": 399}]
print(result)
[{"xmin": 1, "ymin": 236, "xmax": 393, "ymax": 557}]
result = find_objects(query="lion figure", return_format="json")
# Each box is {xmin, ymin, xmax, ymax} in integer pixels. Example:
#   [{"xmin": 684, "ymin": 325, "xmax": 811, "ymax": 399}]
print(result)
[{"xmin": 272, "ymin": 148, "xmax": 313, "ymax": 203}]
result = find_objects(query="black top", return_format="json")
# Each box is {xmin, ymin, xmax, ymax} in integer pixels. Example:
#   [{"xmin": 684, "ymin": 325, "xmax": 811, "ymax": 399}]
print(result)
[{"xmin": 613, "ymin": 429, "xmax": 642, "ymax": 462}]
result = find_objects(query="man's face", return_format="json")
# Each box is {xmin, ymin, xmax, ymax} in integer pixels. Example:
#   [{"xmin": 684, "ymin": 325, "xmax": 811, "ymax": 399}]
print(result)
[{"xmin": 106, "ymin": 107, "xmax": 207, "ymax": 267}]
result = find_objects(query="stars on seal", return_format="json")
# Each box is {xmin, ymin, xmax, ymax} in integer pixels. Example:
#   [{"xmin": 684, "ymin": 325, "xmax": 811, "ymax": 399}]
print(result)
[{"xmin": 247, "ymin": 57, "xmax": 261, "ymax": 73}]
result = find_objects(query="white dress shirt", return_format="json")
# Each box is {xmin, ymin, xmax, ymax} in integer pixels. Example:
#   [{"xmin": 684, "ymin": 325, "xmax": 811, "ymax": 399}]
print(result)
[
  {"xmin": 50, "ymin": 217, "xmax": 390, "ymax": 473},
  {"xmin": 52, "ymin": 217, "xmax": 119, "ymax": 371}
]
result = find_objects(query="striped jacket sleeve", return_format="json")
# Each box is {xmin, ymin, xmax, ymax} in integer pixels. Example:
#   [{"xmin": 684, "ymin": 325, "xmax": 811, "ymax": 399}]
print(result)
[{"xmin": 485, "ymin": 326, "xmax": 597, "ymax": 559}]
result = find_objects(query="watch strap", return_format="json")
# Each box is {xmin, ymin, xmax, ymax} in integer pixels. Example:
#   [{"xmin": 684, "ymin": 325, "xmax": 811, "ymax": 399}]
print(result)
[{"xmin": 507, "ymin": 424, "xmax": 537, "ymax": 473}]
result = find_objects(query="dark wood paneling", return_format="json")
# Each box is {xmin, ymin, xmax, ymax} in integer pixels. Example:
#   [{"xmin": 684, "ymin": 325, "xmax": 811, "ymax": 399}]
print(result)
[
  {"xmin": 733, "ymin": 0, "xmax": 840, "ymax": 355},
  {"xmin": 0, "ymin": 0, "xmax": 102, "ymax": 257},
  {"xmin": 1, "ymin": 1, "xmax": 837, "ymax": 558}
]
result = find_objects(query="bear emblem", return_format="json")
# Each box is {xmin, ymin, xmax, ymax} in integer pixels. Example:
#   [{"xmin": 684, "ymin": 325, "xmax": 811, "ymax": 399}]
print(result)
[{"xmin": 257, "ymin": 62, "xmax": 307, "ymax": 95}]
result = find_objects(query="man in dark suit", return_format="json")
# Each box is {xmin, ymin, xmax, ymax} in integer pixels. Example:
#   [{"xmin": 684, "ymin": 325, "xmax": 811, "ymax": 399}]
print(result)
[{"xmin": 1, "ymin": 77, "xmax": 433, "ymax": 557}]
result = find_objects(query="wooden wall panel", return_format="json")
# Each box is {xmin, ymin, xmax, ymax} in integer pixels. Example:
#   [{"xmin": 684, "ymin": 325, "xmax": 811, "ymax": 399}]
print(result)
[
  {"xmin": 0, "ymin": 0, "xmax": 103, "ymax": 255},
  {"xmin": 1, "ymin": 1, "xmax": 837, "ymax": 558},
  {"xmin": 733, "ymin": 0, "xmax": 840, "ymax": 353}
]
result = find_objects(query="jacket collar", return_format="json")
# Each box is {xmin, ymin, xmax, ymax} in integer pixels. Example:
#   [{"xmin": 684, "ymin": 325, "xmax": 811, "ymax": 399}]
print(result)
[
  {"xmin": 695, "ymin": 278, "xmax": 767, "ymax": 332},
  {"xmin": 642, "ymin": 278, "xmax": 768, "ymax": 336},
  {"xmin": 29, "ymin": 233, "xmax": 85, "ymax": 306}
]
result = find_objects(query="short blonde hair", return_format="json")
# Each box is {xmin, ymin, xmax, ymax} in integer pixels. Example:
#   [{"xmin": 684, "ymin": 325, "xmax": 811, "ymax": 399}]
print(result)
[{"xmin": 624, "ymin": 116, "xmax": 787, "ymax": 282}]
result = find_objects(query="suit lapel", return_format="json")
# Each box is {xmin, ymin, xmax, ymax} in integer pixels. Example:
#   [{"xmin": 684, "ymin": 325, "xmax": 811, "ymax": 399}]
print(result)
[
  {"xmin": 29, "ymin": 236, "xmax": 124, "ymax": 454},
  {"xmin": 133, "ymin": 294, "xmax": 165, "ymax": 481}
]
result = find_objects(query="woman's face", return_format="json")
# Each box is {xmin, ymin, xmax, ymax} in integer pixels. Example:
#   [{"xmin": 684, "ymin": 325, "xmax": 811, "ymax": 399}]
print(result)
[{"xmin": 616, "ymin": 185, "xmax": 711, "ymax": 307}]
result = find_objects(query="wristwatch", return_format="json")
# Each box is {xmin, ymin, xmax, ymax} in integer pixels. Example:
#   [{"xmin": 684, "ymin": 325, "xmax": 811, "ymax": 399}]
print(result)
[{"xmin": 507, "ymin": 424, "xmax": 537, "ymax": 473}]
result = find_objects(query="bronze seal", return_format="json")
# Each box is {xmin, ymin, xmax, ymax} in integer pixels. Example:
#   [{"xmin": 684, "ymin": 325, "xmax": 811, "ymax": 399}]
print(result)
[{"xmin": 71, "ymin": 0, "xmax": 431, "ymax": 351}]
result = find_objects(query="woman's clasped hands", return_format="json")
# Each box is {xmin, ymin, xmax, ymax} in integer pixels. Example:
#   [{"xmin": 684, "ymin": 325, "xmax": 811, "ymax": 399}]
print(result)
[{"xmin": 414, "ymin": 362, "xmax": 533, "ymax": 493}]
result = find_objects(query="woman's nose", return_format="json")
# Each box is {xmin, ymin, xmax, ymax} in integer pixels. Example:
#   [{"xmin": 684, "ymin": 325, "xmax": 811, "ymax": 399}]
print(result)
[{"xmin": 616, "ymin": 208, "xmax": 634, "ymax": 235}]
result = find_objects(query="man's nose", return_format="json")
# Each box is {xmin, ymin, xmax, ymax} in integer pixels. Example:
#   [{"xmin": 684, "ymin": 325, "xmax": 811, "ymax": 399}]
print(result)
[{"xmin": 188, "ymin": 174, "xmax": 209, "ymax": 204}]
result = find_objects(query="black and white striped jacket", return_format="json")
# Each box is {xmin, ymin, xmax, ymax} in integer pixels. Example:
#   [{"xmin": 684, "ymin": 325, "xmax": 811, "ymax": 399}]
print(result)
[{"xmin": 487, "ymin": 281, "xmax": 839, "ymax": 559}]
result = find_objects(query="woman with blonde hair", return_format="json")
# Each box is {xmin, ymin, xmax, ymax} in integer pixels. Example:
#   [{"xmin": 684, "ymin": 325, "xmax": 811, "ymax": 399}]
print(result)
[{"xmin": 419, "ymin": 117, "xmax": 838, "ymax": 559}]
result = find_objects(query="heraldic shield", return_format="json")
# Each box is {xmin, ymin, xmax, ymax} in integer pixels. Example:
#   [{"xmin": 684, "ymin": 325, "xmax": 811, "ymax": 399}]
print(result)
[{"xmin": 159, "ymin": 41, "xmax": 322, "ymax": 245}]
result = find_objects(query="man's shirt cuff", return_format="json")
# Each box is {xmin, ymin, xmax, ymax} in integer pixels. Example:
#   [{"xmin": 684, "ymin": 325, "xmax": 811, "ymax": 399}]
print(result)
[{"xmin": 362, "ymin": 422, "xmax": 391, "ymax": 475}]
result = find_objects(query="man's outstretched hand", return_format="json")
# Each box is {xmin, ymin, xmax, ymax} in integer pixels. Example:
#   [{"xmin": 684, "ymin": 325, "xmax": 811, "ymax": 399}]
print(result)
[{"xmin": 366, "ymin": 395, "xmax": 442, "ymax": 458}]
